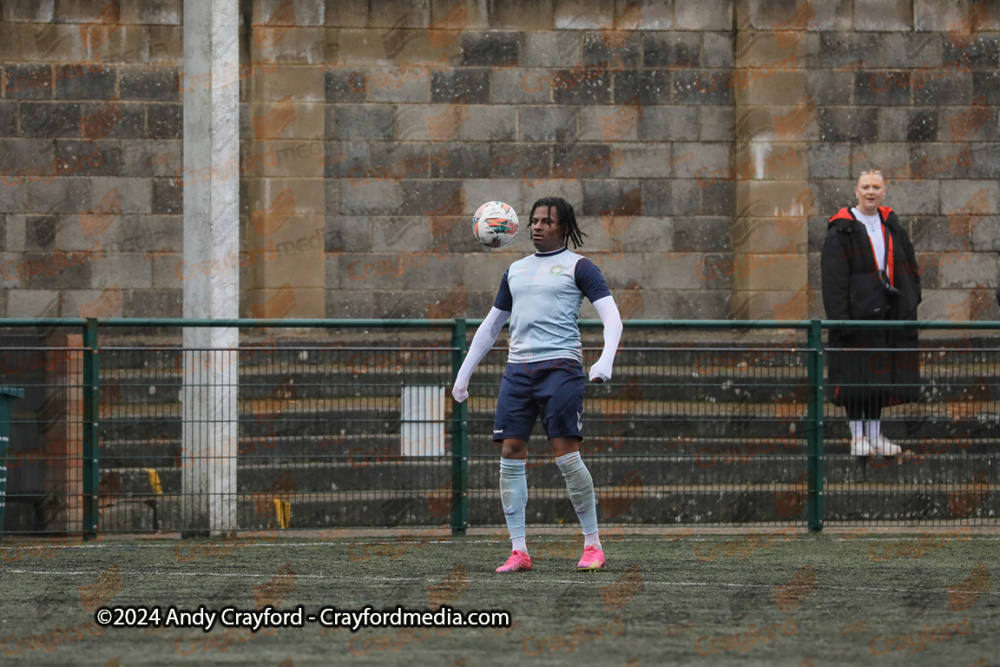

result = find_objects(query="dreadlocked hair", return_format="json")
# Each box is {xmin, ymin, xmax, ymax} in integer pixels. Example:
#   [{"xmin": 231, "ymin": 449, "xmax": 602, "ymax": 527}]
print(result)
[{"xmin": 529, "ymin": 197, "xmax": 587, "ymax": 249}]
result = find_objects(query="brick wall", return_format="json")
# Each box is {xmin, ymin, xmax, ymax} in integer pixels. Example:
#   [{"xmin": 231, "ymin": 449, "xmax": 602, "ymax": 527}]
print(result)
[{"xmin": 1, "ymin": 0, "xmax": 998, "ymax": 322}]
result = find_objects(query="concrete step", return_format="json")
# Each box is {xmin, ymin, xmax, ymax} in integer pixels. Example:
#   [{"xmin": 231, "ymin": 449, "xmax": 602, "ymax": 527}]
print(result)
[
  {"xmin": 94, "ymin": 480, "xmax": 999, "ymax": 531},
  {"xmin": 99, "ymin": 429, "xmax": 999, "ymax": 467},
  {"xmin": 98, "ymin": 334, "xmax": 1000, "ymax": 371},
  {"xmin": 101, "ymin": 449, "xmax": 999, "ymax": 500},
  {"xmin": 95, "ymin": 397, "xmax": 1000, "ymax": 441},
  {"xmin": 97, "ymin": 358, "xmax": 1000, "ymax": 405},
  {"xmin": 100, "ymin": 335, "xmax": 456, "ymax": 370},
  {"xmin": 94, "ymin": 418, "xmax": 998, "ymax": 472}
]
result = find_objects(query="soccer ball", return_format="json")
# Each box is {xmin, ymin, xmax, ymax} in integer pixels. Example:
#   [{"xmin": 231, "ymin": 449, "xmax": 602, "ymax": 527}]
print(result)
[{"xmin": 473, "ymin": 201, "xmax": 519, "ymax": 248}]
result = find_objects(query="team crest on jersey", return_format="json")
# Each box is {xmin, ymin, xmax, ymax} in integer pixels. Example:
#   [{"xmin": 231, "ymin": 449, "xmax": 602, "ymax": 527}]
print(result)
[{"xmin": 550, "ymin": 265, "xmax": 565, "ymax": 275}]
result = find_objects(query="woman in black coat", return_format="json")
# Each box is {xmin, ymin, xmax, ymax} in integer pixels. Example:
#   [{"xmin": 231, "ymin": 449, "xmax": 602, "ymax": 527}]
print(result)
[{"xmin": 821, "ymin": 170, "xmax": 921, "ymax": 458}]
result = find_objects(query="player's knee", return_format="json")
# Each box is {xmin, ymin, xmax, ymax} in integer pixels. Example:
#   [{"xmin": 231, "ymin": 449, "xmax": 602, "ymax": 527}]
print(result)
[{"xmin": 501, "ymin": 440, "xmax": 527, "ymax": 458}]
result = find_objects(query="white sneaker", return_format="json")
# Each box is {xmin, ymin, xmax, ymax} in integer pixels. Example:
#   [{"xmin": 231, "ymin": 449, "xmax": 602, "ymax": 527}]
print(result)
[
  {"xmin": 850, "ymin": 435, "xmax": 871, "ymax": 457},
  {"xmin": 869, "ymin": 435, "xmax": 901, "ymax": 457}
]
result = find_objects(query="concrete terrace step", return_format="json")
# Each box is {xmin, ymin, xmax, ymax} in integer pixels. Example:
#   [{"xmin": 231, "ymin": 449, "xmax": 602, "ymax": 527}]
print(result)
[
  {"xmin": 96, "ymin": 393, "xmax": 1000, "ymax": 422},
  {"xmin": 99, "ymin": 359, "xmax": 999, "ymax": 384},
  {"xmin": 97, "ymin": 334, "xmax": 1000, "ymax": 370},
  {"xmin": 95, "ymin": 402, "xmax": 1000, "ymax": 444},
  {"xmin": 95, "ymin": 482, "xmax": 1000, "ymax": 531},
  {"xmin": 97, "ymin": 431, "xmax": 1000, "ymax": 469},
  {"xmin": 92, "ymin": 369, "xmax": 1000, "ymax": 415},
  {"xmin": 101, "ymin": 451, "xmax": 999, "ymax": 499}
]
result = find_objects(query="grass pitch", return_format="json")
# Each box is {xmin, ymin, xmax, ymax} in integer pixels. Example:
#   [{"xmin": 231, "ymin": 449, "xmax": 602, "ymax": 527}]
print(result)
[{"xmin": 1, "ymin": 527, "xmax": 997, "ymax": 666}]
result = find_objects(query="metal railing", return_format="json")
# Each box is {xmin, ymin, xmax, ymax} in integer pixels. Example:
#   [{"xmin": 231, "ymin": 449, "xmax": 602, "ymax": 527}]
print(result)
[{"xmin": 0, "ymin": 318, "xmax": 997, "ymax": 538}]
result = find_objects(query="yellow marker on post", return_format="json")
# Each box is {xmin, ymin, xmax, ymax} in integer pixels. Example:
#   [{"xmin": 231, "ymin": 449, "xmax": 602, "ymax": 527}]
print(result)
[
  {"xmin": 145, "ymin": 469, "xmax": 162, "ymax": 495},
  {"xmin": 273, "ymin": 499, "xmax": 291, "ymax": 529}
]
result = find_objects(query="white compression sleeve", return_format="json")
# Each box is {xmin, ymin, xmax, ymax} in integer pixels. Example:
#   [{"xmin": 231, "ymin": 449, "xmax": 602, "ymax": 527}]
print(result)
[
  {"xmin": 589, "ymin": 296, "xmax": 623, "ymax": 382},
  {"xmin": 452, "ymin": 307, "xmax": 510, "ymax": 401}
]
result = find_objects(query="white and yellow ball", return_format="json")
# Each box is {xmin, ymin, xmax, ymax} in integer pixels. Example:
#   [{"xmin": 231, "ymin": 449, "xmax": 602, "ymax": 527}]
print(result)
[{"xmin": 473, "ymin": 201, "xmax": 519, "ymax": 248}]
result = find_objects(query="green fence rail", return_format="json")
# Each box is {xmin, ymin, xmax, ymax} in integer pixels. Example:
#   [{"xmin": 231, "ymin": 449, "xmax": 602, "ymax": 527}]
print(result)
[{"xmin": 1, "ymin": 318, "xmax": 997, "ymax": 538}]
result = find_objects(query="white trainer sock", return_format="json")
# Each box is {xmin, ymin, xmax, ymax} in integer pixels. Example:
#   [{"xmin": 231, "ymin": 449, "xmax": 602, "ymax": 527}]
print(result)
[
  {"xmin": 499, "ymin": 458, "xmax": 528, "ymax": 555},
  {"xmin": 555, "ymin": 451, "xmax": 600, "ymax": 540},
  {"xmin": 584, "ymin": 531, "xmax": 602, "ymax": 550}
]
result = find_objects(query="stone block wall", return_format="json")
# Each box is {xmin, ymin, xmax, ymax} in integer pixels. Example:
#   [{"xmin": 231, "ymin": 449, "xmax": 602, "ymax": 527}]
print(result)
[
  {"xmin": 1, "ymin": 0, "xmax": 998, "ymax": 323},
  {"xmin": 0, "ymin": 0, "xmax": 184, "ymax": 319}
]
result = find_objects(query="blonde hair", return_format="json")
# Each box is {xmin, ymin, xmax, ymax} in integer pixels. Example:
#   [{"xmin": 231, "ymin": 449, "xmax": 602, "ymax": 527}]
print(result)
[{"xmin": 858, "ymin": 169, "xmax": 886, "ymax": 184}]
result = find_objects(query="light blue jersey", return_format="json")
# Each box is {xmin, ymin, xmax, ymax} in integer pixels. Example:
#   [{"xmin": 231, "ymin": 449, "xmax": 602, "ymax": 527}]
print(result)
[{"xmin": 493, "ymin": 247, "xmax": 611, "ymax": 363}]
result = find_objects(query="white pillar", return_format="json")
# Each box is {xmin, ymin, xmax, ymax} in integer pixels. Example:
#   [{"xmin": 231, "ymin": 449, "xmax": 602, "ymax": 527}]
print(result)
[{"xmin": 181, "ymin": 0, "xmax": 239, "ymax": 535}]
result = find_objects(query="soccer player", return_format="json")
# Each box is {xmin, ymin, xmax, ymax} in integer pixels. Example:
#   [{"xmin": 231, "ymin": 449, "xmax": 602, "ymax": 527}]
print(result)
[{"xmin": 451, "ymin": 197, "xmax": 624, "ymax": 572}]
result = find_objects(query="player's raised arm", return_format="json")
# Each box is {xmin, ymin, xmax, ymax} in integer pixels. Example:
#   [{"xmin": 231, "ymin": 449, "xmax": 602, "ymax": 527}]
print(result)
[
  {"xmin": 588, "ymin": 295, "xmax": 623, "ymax": 383},
  {"xmin": 453, "ymin": 268, "xmax": 515, "ymax": 401},
  {"xmin": 453, "ymin": 269, "xmax": 514, "ymax": 401},
  {"xmin": 452, "ymin": 306, "xmax": 510, "ymax": 402}
]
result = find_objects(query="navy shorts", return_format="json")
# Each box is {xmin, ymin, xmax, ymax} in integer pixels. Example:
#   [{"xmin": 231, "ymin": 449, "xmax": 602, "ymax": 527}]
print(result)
[{"xmin": 493, "ymin": 358, "xmax": 586, "ymax": 442}]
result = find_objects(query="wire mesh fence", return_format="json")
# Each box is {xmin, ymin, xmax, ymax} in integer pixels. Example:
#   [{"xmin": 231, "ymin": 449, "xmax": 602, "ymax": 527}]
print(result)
[
  {"xmin": 824, "ymin": 330, "xmax": 999, "ymax": 527},
  {"xmin": 1, "ymin": 327, "xmax": 87, "ymax": 536},
  {"xmin": 0, "ymin": 319, "xmax": 996, "ymax": 538},
  {"xmin": 468, "ymin": 327, "xmax": 817, "ymax": 529}
]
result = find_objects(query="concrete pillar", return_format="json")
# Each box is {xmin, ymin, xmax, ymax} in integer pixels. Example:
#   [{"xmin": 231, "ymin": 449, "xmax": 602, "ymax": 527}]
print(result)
[
  {"xmin": 731, "ymin": 0, "xmax": 815, "ymax": 321},
  {"xmin": 181, "ymin": 0, "xmax": 239, "ymax": 535},
  {"xmin": 43, "ymin": 333, "xmax": 83, "ymax": 533}
]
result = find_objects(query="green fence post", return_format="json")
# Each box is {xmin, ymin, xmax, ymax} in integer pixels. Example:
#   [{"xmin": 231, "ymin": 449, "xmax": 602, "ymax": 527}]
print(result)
[
  {"xmin": 82, "ymin": 318, "xmax": 100, "ymax": 541},
  {"xmin": 806, "ymin": 319, "xmax": 825, "ymax": 532},
  {"xmin": 450, "ymin": 319, "xmax": 469, "ymax": 536}
]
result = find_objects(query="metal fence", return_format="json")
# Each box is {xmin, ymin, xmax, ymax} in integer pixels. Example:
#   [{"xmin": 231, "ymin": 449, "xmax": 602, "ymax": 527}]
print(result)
[{"xmin": 0, "ymin": 318, "xmax": 997, "ymax": 538}]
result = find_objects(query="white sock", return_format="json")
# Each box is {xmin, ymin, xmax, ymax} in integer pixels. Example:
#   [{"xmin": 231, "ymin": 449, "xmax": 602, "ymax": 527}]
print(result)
[
  {"xmin": 584, "ymin": 531, "xmax": 602, "ymax": 550},
  {"xmin": 555, "ymin": 451, "xmax": 600, "ymax": 542},
  {"xmin": 866, "ymin": 420, "xmax": 881, "ymax": 441},
  {"xmin": 849, "ymin": 421, "xmax": 864, "ymax": 439},
  {"xmin": 499, "ymin": 458, "xmax": 528, "ymax": 555}
]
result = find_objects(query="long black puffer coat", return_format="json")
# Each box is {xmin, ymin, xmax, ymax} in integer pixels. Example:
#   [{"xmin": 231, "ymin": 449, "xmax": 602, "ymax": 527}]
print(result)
[{"xmin": 821, "ymin": 205, "xmax": 922, "ymax": 407}]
